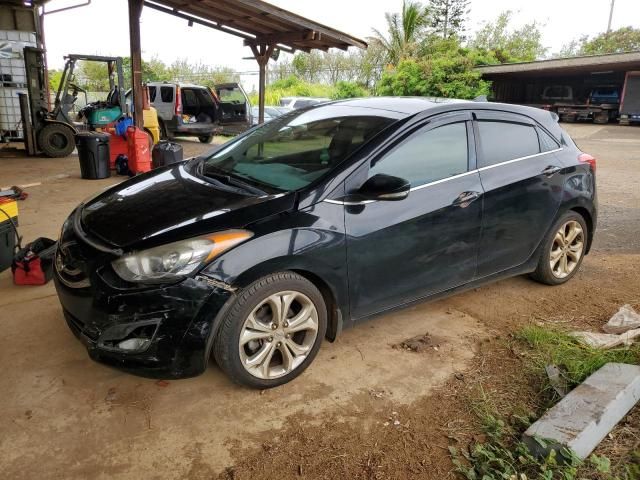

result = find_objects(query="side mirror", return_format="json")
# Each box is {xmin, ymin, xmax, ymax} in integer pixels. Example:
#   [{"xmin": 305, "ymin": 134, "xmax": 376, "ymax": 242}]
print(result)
[{"xmin": 359, "ymin": 174, "xmax": 410, "ymax": 201}]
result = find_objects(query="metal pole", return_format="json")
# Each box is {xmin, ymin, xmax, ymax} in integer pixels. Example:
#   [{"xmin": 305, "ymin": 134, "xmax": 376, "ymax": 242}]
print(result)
[
  {"xmin": 607, "ymin": 0, "xmax": 615, "ymax": 32},
  {"xmin": 258, "ymin": 46, "xmax": 266, "ymax": 125},
  {"xmin": 128, "ymin": 0, "xmax": 144, "ymax": 129}
]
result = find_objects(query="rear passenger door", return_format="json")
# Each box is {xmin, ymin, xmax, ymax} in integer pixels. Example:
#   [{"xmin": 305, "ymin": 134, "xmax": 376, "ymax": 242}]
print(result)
[
  {"xmin": 473, "ymin": 111, "xmax": 564, "ymax": 278},
  {"xmin": 153, "ymin": 85, "xmax": 175, "ymax": 122}
]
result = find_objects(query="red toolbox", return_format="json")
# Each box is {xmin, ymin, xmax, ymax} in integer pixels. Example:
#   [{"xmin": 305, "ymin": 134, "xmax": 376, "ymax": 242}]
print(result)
[{"xmin": 126, "ymin": 126, "xmax": 151, "ymax": 174}]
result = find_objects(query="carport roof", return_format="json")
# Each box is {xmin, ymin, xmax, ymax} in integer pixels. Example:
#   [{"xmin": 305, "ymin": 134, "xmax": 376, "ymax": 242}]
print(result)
[
  {"xmin": 477, "ymin": 51, "xmax": 640, "ymax": 78},
  {"xmin": 143, "ymin": 0, "xmax": 367, "ymax": 53}
]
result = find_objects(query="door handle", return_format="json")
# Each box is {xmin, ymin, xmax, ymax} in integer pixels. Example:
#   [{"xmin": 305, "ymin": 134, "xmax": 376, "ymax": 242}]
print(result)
[
  {"xmin": 452, "ymin": 191, "xmax": 481, "ymax": 208},
  {"xmin": 542, "ymin": 165, "xmax": 562, "ymax": 177}
]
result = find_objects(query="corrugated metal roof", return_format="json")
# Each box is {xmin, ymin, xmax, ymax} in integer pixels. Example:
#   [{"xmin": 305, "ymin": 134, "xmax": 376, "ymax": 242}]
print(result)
[{"xmin": 477, "ymin": 51, "xmax": 640, "ymax": 76}]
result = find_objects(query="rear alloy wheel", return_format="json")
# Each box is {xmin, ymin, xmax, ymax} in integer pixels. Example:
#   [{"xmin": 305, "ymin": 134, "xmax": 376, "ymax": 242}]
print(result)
[
  {"xmin": 214, "ymin": 272, "xmax": 327, "ymax": 388},
  {"xmin": 37, "ymin": 123, "xmax": 75, "ymax": 158},
  {"xmin": 199, "ymin": 134, "xmax": 214, "ymax": 144},
  {"xmin": 530, "ymin": 212, "xmax": 588, "ymax": 285}
]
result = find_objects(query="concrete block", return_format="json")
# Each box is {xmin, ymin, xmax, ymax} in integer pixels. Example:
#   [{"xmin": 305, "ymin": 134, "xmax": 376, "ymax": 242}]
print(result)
[{"xmin": 523, "ymin": 363, "xmax": 640, "ymax": 459}]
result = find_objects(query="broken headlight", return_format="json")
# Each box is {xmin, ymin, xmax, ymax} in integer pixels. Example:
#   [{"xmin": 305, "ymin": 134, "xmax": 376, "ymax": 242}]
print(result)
[{"xmin": 111, "ymin": 230, "xmax": 252, "ymax": 283}]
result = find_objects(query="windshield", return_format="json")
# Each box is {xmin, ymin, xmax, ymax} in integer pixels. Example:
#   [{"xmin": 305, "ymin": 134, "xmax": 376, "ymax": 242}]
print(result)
[{"xmin": 201, "ymin": 106, "xmax": 395, "ymax": 192}]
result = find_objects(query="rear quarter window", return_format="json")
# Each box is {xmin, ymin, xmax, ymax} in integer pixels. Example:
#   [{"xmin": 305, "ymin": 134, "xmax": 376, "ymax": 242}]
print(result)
[
  {"xmin": 477, "ymin": 121, "xmax": 540, "ymax": 167},
  {"xmin": 160, "ymin": 86, "xmax": 174, "ymax": 103}
]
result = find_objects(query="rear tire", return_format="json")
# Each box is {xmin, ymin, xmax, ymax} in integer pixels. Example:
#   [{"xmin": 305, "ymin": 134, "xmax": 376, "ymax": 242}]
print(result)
[
  {"xmin": 213, "ymin": 272, "xmax": 327, "ymax": 389},
  {"xmin": 530, "ymin": 212, "xmax": 588, "ymax": 286},
  {"xmin": 199, "ymin": 134, "xmax": 214, "ymax": 144},
  {"xmin": 37, "ymin": 123, "xmax": 75, "ymax": 158}
]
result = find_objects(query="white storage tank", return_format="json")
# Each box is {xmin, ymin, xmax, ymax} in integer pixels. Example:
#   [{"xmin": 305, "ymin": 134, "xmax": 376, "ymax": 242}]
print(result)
[{"xmin": 0, "ymin": 30, "xmax": 37, "ymax": 141}]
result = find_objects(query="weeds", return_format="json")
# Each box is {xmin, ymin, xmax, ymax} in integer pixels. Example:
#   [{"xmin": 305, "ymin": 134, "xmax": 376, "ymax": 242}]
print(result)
[{"xmin": 451, "ymin": 325, "xmax": 640, "ymax": 480}]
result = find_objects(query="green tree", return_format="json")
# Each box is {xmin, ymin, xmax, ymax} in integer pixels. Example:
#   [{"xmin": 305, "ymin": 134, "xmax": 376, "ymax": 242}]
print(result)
[
  {"xmin": 371, "ymin": 0, "xmax": 430, "ymax": 64},
  {"xmin": 428, "ymin": 0, "xmax": 469, "ymax": 39},
  {"xmin": 48, "ymin": 69, "xmax": 63, "ymax": 93},
  {"xmin": 579, "ymin": 26, "xmax": 640, "ymax": 54},
  {"xmin": 469, "ymin": 11, "xmax": 547, "ymax": 63},
  {"xmin": 377, "ymin": 38, "xmax": 490, "ymax": 98},
  {"xmin": 332, "ymin": 81, "xmax": 368, "ymax": 99}
]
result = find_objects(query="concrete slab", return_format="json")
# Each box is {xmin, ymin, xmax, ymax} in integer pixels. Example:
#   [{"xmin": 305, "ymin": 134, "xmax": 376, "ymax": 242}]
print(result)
[{"xmin": 523, "ymin": 363, "xmax": 640, "ymax": 459}]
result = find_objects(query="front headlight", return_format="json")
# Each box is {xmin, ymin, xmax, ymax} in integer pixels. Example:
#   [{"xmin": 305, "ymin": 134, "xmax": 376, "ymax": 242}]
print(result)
[{"xmin": 111, "ymin": 230, "xmax": 252, "ymax": 283}]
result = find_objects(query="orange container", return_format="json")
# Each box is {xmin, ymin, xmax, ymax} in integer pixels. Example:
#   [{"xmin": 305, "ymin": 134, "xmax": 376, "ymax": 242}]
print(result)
[
  {"xmin": 108, "ymin": 131, "xmax": 128, "ymax": 169},
  {"xmin": 126, "ymin": 126, "xmax": 151, "ymax": 174}
]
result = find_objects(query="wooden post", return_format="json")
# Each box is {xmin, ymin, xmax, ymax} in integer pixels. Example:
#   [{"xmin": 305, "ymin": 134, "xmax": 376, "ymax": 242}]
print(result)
[
  {"xmin": 128, "ymin": 0, "xmax": 144, "ymax": 128},
  {"xmin": 250, "ymin": 43, "xmax": 274, "ymax": 125}
]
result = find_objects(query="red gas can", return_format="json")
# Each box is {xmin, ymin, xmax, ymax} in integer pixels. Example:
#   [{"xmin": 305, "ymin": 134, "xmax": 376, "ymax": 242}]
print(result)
[
  {"xmin": 107, "ymin": 130, "xmax": 128, "ymax": 169},
  {"xmin": 126, "ymin": 126, "xmax": 152, "ymax": 174}
]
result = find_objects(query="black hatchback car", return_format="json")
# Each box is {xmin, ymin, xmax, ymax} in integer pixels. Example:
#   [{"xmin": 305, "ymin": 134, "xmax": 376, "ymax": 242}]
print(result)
[{"xmin": 54, "ymin": 97, "xmax": 597, "ymax": 388}]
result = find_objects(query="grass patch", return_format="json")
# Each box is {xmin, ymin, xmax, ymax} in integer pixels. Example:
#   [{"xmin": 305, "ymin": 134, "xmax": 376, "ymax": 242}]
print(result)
[
  {"xmin": 451, "ymin": 325, "xmax": 640, "ymax": 480},
  {"xmin": 518, "ymin": 326, "xmax": 640, "ymax": 388}
]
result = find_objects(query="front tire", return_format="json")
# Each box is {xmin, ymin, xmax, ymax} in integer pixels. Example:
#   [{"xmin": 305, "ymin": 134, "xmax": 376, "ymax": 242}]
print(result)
[
  {"xmin": 37, "ymin": 123, "xmax": 75, "ymax": 157},
  {"xmin": 530, "ymin": 212, "xmax": 588, "ymax": 285},
  {"xmin": 198, "ymin": 134, "xmax": 214, "ymax": 144},
  {"xmin": 213, "ymin": 272, "xmax": 327, "ymax": 389}
]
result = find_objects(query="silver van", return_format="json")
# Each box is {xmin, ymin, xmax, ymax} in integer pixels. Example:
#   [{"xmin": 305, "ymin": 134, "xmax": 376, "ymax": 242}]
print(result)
[{"xmin": 148, "ymin": 82, "xmax": 251, "ymax": 142}]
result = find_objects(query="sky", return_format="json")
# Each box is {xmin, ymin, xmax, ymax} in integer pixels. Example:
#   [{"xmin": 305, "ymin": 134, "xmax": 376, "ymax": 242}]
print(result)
[{"xmin": 42, "ymin": 0, "xmax": 640, "ymax": 91}]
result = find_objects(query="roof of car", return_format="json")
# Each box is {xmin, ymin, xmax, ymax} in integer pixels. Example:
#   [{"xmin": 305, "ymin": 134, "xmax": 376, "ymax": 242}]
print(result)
[
  {"xmin": 147, "ymin": 82, "xmax": 207, "ymax": 89},
  {"xmin": 328, "ymin": 96, "xmax": 467, "ymax": 114}
]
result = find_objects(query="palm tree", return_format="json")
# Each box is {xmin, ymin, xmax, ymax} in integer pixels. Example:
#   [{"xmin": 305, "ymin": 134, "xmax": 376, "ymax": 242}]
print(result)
[{"xmin": 371, "ymin": 0, "xmax": 430, "ymax": 65}]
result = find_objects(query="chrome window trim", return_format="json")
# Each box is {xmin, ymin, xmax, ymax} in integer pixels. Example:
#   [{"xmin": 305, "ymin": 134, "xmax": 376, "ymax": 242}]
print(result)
[
  {"xmin": 322, "ymin": 148, "xmax": 564, "ymax": 206},
  {"xmin": 477, "ymin": 148, "xmax": 563, "ymax": 172}
]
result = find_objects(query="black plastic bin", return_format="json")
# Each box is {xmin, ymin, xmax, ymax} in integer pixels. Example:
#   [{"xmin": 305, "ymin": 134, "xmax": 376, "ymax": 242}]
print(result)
[
  {"xmin": 0, "ymin": 218, "xmax": 16, "ymax": 273},
  {"xmin": 152, "ymin": 141, "xmax": 184, "ymax": 169},
  {"xmin": 76, "ymin": 131, "xmax": 111, "ymax": 179}
]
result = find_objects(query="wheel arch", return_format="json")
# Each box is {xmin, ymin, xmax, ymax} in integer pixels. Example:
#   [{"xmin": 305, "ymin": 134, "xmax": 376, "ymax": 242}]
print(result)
[
  {"xmin": 569, "ymin": 206, "xmax": 594, "ymax": 254},
  {"xmin": 230, "ymin": 258, "xmax": 345, "ymax": 342}
]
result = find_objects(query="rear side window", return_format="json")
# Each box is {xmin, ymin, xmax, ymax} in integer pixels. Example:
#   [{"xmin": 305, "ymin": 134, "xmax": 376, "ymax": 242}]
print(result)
[
  {"xmin": 537, "ymin": 128, "xmax": 560, "ymax": 152},
  {"xmin": 370, "ymin": 122, "xmax": 468, "ymax": 186},
  {"xmin": 148, "ymin": 86, "xmax": 156, "ymax": 102},
  {"xmin": 160, "ymin": 86, "xmax": 174, "ymax": 103},
  {"xmin": 477, "ymin": 121, "xmax": 540, "ymax": 167}
]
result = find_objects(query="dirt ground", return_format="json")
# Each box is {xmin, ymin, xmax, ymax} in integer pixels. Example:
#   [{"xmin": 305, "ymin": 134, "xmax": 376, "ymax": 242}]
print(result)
[{"xmin": 0, "ymin": 125, "xmax": 638, "ymax": 479}]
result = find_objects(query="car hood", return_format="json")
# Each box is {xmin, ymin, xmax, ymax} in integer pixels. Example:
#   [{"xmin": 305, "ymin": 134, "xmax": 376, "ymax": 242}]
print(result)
[{"xmin": 80, "ymin": 164, "xmax": 295, "ymax": 248}]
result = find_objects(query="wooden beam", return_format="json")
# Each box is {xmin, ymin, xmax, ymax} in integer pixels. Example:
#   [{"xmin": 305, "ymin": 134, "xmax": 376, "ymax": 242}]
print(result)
[
  {"xmin": 128, "ymin": 0, "xmax": 144, "ymax": 129},
  {"xmin": 244, "ymin": 29, "xmax": 318, "ymax": 46}
]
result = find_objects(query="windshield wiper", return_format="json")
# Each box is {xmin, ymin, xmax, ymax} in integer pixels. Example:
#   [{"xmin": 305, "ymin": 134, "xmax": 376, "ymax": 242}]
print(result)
[{"xmin": 201, "ymin": 165, "xmax": 266, "ymax": 195}]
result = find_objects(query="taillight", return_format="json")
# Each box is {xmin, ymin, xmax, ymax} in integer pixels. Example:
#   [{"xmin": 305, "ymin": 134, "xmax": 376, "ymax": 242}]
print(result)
[
  {"xmin": 175, "ymin": 86, "xmax": 182, "ymax": 115},
  {"xmin": 578, "ymin": 153, "xmax": 596, "ymax": 172}
]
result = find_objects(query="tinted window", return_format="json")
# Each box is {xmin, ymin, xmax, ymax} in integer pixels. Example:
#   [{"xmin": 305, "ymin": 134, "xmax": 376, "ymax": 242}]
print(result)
[
  {"xmin": 477, "ymin": 121, "xmax": 540, "ymax": 167},
  {"xmin": 148, "ymin": 86, "xmax": 157, "ymax": 102},
  {"xmin": 537, "ymin": 128, "xmax": 560, "ymax": 152},
  {"xmin": 369, "ymin": 122, "xmax": 468, "ymax": 186},
  {"xmin": 160, "ymin": 86, "xmax": 173, "ymax": 103}
]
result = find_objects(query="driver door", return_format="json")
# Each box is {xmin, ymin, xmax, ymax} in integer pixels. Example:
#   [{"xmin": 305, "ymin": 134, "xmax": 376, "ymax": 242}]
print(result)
[{"xmin": 342, "ymin": 112, "xmax": 484, "ymax": 319}]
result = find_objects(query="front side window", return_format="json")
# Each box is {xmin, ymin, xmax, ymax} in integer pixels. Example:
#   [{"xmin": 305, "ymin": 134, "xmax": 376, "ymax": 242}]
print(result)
[
  {"xmin": 369, "ymin": 122, "xmax": 469, "ymax": 187},
  {"xmin": 477, "ymin": 121, "xmax": 540, "ymax": 167},
  {"xmin": 202, "ymin": 107, "xmax": 395, "ymax": 192}
]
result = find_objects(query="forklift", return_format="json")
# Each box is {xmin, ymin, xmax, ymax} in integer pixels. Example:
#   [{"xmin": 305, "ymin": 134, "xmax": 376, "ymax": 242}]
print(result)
[{"xmin": 22, "ymin": 48, "xmax": 158, "ymax": 158}]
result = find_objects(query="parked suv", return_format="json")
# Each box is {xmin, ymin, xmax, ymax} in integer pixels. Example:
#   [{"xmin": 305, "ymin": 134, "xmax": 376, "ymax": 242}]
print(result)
[
  {"xmin": 54, "ymin": 98, "xmax": 596, "ymax": 388},
  {"xmin": 148, "ymin": 82, "xmax": 251, "ymax": 142}
]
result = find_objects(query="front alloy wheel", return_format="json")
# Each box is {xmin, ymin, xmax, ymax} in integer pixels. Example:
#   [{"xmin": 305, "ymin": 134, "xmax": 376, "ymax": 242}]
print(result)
[
  {"xmin": 213, "ymin": 272, "xmax": 327, "ymax": 388},
  {"xmin": 239, "ymin": 291, "xmax": 319, "ymax": 380}
]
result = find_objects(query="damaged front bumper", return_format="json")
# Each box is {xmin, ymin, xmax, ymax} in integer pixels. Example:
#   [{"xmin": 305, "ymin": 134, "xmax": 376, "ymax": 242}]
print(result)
[{"xmin": 54, "ymin": 267, "xmax": 234, "ymax": 379}]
